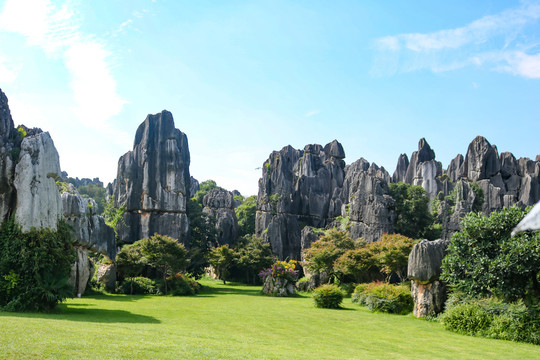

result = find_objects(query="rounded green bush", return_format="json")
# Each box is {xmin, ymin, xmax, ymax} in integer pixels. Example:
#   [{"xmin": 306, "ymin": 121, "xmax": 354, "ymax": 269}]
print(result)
[
  {"xmin": 352, "ymin": 282, "xmax": 412, "ymax": 314},
  {"xmin": 440, "ymin": 303, "xmax": 492, "ymax": 335},
  {"xmin": 119, "ymin": 277, "xmax": 157, "ymax": 295},
  {"xmin": 312, "ymin": 284, "xmax": 344, "ymax": 309},
  {"xmin": 166, "ymin": 273, "xmax": 202, "ymax": 296}
]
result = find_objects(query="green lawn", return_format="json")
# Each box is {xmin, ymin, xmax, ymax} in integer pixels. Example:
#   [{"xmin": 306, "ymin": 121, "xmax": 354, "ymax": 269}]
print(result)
[{"xmin": 0, "ymin": 279, "xmax": 537, "ymax": 360}]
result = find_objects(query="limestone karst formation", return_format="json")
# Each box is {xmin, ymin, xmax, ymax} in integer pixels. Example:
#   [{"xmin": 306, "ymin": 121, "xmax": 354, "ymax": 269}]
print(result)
[
  {"xmin": 0, "ymin": 88, "xmax": 116, "ymax": 296},
  {"xmin": 113, "ymin": 110, "xmax": 191, "ymax": 245},
  {"xmin": 256, "ymin": 137, "xmax": 539, "ymax": 261}
]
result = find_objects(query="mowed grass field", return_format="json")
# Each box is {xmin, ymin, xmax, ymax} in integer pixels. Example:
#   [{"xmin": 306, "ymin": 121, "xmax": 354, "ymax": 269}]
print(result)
[{"xmin": 0, "ymin": 279, "xmax": 538, "ymax": 360}]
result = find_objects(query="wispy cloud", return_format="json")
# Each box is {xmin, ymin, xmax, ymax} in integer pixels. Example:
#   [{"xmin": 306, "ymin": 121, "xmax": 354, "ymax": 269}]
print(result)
[
  {"xmin": 305, "ymin": 109, "xmax": 321, "ymax": 117},
  {"xmin": 373, "ymin": 1, "xmax": 540, "ymax": 79},
  {"xmin": 0, "ymin": 0, "xmax": 126, "ymax": 127}
]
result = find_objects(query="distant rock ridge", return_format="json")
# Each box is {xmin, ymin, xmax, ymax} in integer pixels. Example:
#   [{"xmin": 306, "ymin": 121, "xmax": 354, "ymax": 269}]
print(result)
[
  {"xmin": 113, "ymin": 110, "xmax": 191, "ymax": 244},
  {"xmin": 258, "ymin": 136, "xmax": 538, "ymax": 260},
  {"xmin": 203, "ymin": 188, "xmax": 238, "ymax": 245}
]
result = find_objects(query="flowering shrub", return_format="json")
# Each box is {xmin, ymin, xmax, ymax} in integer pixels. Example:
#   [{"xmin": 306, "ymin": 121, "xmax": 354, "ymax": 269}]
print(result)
[
  {"xmin": 259, "ymin": 260, "xmax": 299, "ymax": 296},
  {"xmin": 259, "ymin": 260, "xmax": 299, "ymax": 282}
]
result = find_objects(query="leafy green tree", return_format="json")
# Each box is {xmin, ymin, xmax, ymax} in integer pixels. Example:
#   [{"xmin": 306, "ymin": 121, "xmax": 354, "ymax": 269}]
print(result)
[
  {"xmin": 372, "ymin": 234, "xmax": 417, "ymax": 282},
  {"xmin": 186, "ymin": 198, "xmax": 217, "ymax": 278},
  {"xmin": 139, "ymin": 235, "xmax": 187, "ymax": 295},
  {"xmin": 235, "ymin": 235, "xmax": 275, "ymax": 284},
  {"xmin": 103, "ymin": 196, "xmax": 126, "ymax": 238},
  {"xmin": 208, "ymin": 245, "xmax": 237, "ymax": 284},
  {"xmin": 0, "ymin": 219, "xmax": 75, "ymax": 311},
  {"xmin": 441, "ymin": 207, "xmax": 540, "ymax": 302},
  {"xmin": 334, "ymin": 246, "xmax": 377, "ymax": 283},
  {"xmin": 302, "ymin": 229, "xmax": 356, "ymax": 281},
  {"xmin": 116, "ymin": 243, "xmax": 146, "ymax": 295},
  {"xmin": 389, "ymin": 182, "xmax": 435, "ymax": 239},
  {"xmin": 235, "ymin": 195, "xmax": 257, "ymax": 237}
]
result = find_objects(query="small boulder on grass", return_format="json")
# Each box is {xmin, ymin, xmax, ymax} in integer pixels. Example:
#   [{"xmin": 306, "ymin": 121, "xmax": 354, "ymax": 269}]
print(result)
[{"xmin": 312, "ymin": 284, "xmax": 344, "ymax": 309}]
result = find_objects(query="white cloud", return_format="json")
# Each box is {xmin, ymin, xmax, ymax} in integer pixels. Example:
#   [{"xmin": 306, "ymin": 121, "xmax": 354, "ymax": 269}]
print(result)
[
  {"xmin": 0, "ymin": 0, "xmax": 125, "ymax": 127},
  {"xmin": 373, "ymin": 1, "xmax": 540, "ymax": 79},
  {"xmin": 305, "ymin": 109, "xmax": 321, "ymax": 117},
  {"xmin": 0, "ymin": 57, "xmax": 18, "ymax": 83}
]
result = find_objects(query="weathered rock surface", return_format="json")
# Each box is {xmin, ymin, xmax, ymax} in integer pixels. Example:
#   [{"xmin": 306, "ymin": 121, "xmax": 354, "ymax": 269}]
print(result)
[
  {"xmin": 459, "ymin": 136, "xmax": 501, "ymax": 181},
  {"xmin": 408, "ymin": 239, "xmax": 450, "ymax": 317},
  {"xmin": 408, "ymin": 239, "xmax": 449, "ymax": 283},
  {"xmin": 68, "ymin": 247, "xmax": 94, "ymax": 297},
  {"xmin": 400, "ymin": 138, "xmax": 442, "ymax": 201},
  {"xmin": 114, "ymin": 110, "xmax": 191, "ymax": 244},
  {"xmin": 189, "ymin": 176, "xmax": 200, "ymax": 198},
  {"xmin": 62, "ymin": 184, "xmax": 116, "ymax": 260},
  {"xmin": 96, "ymin": 263, "xmax": 116, "ymax": 292},
  {"xmin": 256, "ymin": 140, "xmax": 394, "ymax": 260},
  {"xmin": 14, "ymin": 131, "xmax": 62, "ymax": 231},
  {"xmin": 203, "ymin": 188, "xmax": 238, "ymax": 245},
  {"xmin": 0, "ymin": 89, "xmax": 15, "ymax": 221},
  {"xmin": 392, "ymin": 154, "xmax": 409, "ymax": 183}
]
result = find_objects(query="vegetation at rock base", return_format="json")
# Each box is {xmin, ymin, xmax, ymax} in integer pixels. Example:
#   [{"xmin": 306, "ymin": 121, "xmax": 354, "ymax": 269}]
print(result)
[
  {"xmin": 0, "ymin": 218, "xmax": 75, "ymax": 312},
  {"xmin": 192, "ymin": 179, "xmax": 220, "ymax": 204},
  {"xmin": 208, "ymin": 245, "xmax": 236, "ymax": 284},
  {"xmin": 103, "ymin": 196, "xmax": 126, "ymax": 238},
  {"xmin": 352, "ymin": 282, "xmax": 413, "ymax": 314},
  {"xmin": 116, "ymin": 234, "xmax": 187, "ymax": 295},
  {"xmin": 231, "ymin": 234, "xmax": 274, "ymax": 284},
  {"xmin": 77, "ymin": 184, "xmax": 107, "ymax": 214}
]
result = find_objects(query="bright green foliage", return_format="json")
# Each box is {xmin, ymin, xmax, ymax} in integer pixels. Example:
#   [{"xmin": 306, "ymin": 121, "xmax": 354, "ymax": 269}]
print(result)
[
  {"xmin": 0, "ymin": 219, "xmax": 75, "ymax": 311},
  {"xmin": 312, "ymin": 284, "xmax": 344, "ymax": 308},
  {"xmin": 235, "ymin": 195, "xmax": 257, "ymax": 237},
  {"xmin": 103, "ymin": 196, "xmax": 126, "ymax": 238},
  {"xmin": 165, "ymin": 273, "xmax": 202, "ymax": 296},
  {"xmin": 371, "ymin": 234, "xmax": 417, "ymax": 282},
  {"xmin": 118, "ymin": 277, "xmax": 157, "ymax": 295},
  {"xmin": 234, "ymin": 235, "xmax": 274, "ymax": 284},
  {"xmin": 77, "ymin": 184, "xmax": 107, "ymax": 214},
  {"xmin": 186, "ymin": 197, "xmax": 217, "ymax": 278},
  {"xmin": 389, "ymin": 182, "xmax": 436, "ymax": 239},
  {"xmin": 441, "ymin": 207, "xmax": 540, "ymax": 302},
  {"xmin": 352, "ymin": 281, "xmax": 413, "ymax": 314},
  {"xmin": 116, "ymin": 243, "xmax": 146, "ymax": 294},
  {"xmin": 303, "ymin": 229, "xmax": 355, "ymax": 279},
  {"xmin": 208, "ymin": 245, "xmax": 236, "ymax": 284},
  {"xmin": 440, "ymin": 297, "xmax": 540, "ymax": 344},
  {"xmin": 334, "ymin": 246, "xmax": 377, "ymax": 283},
  {"xmin": 139, "ymin": 235, "xmax": 187, "ymax": 295}
]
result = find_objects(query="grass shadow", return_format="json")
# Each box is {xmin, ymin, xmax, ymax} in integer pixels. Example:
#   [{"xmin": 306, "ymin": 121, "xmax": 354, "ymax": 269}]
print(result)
[
  {"xmin": 198, "ymin": 283, "xmax": 263, "ymax": 297},
  {"xmin": 0, "ymin": 305, "xmax": 160, "ymax": 324}
]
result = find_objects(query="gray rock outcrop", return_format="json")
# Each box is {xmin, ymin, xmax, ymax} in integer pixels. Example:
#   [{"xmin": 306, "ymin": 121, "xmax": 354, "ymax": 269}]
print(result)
[
  {"xmin": 62, "ymin": 184, "xmax": 116, "ymax": 260},
  {"xmin": 408, "ymin": 239, "xmax": 450, "ymax": 317},
  {"xmin": 68, "ymin": 247, "xmax": 95, "ymax": 297},
  {"xmin": 256, "ymin": 140, "xmax": 394, "ymax": 260},
  {"xmin": 203, "ymin": 188, "xmax": 238, "ymax": 245},
  {"xmin": 392, "ymin": 154, "xmax": 409, "ymax": 183},
  {"xmin": 114, "ymin": 110, "xmax": 191, "ymax": 244},
  {"xmin": 14, "ymin": 131, "xmax": 62, "ymax": 231},
  {"xmin": 0, "ymin": 90, "xmax": 15, "ymax": 222}
]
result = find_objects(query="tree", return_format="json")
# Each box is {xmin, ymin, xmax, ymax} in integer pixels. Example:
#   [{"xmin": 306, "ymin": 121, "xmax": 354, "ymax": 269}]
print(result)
[
  {"xmin": 77, "ymin": 184, "xmax": 107, "ymax": 214},
  {"xmin": 139, "ymin": 235, "xmax": 187, "ymax": 295},
  {"xmin": 371, "ymin": 234, "xmax": 416, "ymax": 282},
  {"xmin": 235, "ymin": 235, "xmax": 275, "ymax": 284},
  {"xmin": 186, "ymin": 198, "xmax": 217, "ymax": 278},
  {"xmin": 441, "ymin": 207, "xmax": 540, "ymax": 302},
  {"xmin": 334, "ymin": 246, "xmax": 377, "ymax": 283},
  {"xmin": 389, "ymin": 182, "xmax": 435, "ymax": 239},
  {"xmin": 302, "ymin": 229, "xmax": 356, "ymax": 281},
  {"xmin": 208, "ymin": 245, "xmax": 236, "ymax": 284},
  {"xmin": 0, "ymin": 219, "xmax": 75, "ymax": 311},
  {"xmin": 235, "ymin": 195, "xmax": 257, "ymax": 237},
  {"xmin": 103, "ymin": 196, "xmax": 126, "ymax": 238},
  {"xmin": 116, "ymin": 243, "xmax": 146, "ymax": 295}
]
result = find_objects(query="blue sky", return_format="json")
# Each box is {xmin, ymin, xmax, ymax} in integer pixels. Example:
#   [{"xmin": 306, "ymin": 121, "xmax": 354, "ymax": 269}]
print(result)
[{"xmin": 0, "ymin": 0, "xmax": 539, "ymax": 196}]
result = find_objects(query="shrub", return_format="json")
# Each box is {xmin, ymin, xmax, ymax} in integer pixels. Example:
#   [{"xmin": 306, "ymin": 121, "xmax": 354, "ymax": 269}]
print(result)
[
  {"xmin": 312, "ymin": 284, "xmax": 344, "ymax": 309},
  {"xmin": 118, "ymin": 277, "xmax": 157, "ymax": 295},
  {"xmin": 352, "ymin": 282, "xmax": 413, "ymax": 314},
  {"xmin": 0, "ymin": 219, "xmax": 75, "ymax": 312},
  {"xmin": 440, "ymin": 297, "xmax": 540, "ymax": 344},
  {"xmin": 441, "ymin": 207, "xmax": 540, "ymax": 302},
  {"xmin": 166, "ymin": 273, "xmax": 202, "ymax": 296}
]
